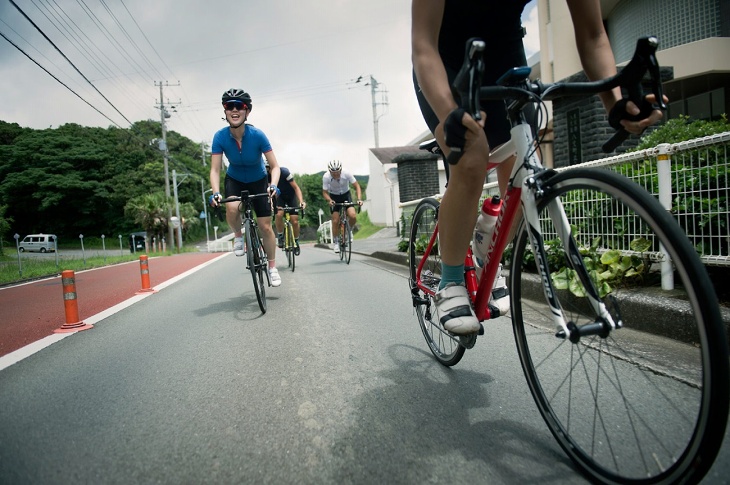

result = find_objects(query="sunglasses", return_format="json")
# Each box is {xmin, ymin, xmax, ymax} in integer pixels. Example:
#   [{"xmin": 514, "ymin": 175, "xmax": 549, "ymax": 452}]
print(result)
[{"xmin": 224, "ymin": 101, "xmax": 248, "ymax": 111}]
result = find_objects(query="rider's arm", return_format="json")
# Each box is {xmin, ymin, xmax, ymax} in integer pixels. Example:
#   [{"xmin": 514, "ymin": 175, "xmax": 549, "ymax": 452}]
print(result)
[
  {"xmin": 352, "ymin": 180, "xmax": 363, "ymax": 204},
  {"xmin": 567, "ymin": 0, "xmax": 665, "ymax": 134},
  {"xmin": 264, "ymin": 151, "xmax": 281, "ymax": 188},
  {"xmin": 291, "ymin": 180, "xmax": 306, "ymax": 209},
  {"xmin": 411, "ymin": 0, "xmax": 455, "ymax": 125},
  {"xmin": 209, "ymin": 153, "xmax": 223, "ymax": 205},
  {"xmin": 322, "ymin": 189, "xmax": 333, "ymax": 205}
]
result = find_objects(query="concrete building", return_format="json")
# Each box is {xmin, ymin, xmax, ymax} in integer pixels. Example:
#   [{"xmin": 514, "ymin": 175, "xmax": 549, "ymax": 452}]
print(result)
[{"xmin": 366, "ymin": 0, "xmax": 730, "ymax": 226}]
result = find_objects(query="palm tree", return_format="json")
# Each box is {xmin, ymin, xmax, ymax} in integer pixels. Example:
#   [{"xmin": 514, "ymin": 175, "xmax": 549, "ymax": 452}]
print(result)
[{"xmin": 124, "ymin": 192, "xmax": 171, "ymax": 251}]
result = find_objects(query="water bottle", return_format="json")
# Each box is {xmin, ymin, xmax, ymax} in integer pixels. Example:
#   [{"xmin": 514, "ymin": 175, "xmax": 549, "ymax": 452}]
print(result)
[{"xmin": 472, "ymin": 195, "xmax": 502, "ymax": 266}]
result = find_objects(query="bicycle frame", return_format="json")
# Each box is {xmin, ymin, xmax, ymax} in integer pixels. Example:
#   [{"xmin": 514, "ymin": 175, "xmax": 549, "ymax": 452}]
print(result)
[{"xmin": 415, "ymin": 124, "xmax": 619, "ymax": 340}]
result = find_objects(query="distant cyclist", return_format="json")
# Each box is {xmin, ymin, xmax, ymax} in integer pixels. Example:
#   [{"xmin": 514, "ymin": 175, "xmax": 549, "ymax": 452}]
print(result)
[
  {"xmin": 209, "ymin": 88, "xmax": 282, "ymax": 287},
  {"xmin": 322, "ymin": 160, "xmax": 362, "ymax": 253},
  {"xmin": 266, "ymin": 161, "xmax": 307, "ymax": 255}
]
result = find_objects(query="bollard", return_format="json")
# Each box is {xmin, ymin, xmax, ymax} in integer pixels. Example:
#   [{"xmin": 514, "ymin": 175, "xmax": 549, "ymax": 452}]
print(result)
[
  {"xmin": 136, "ymin": 255, "xmax": 157, "ymax": 294},
  {"xmin": 54, "ymin": 270, "xmax": 93, "ymax": 333}
]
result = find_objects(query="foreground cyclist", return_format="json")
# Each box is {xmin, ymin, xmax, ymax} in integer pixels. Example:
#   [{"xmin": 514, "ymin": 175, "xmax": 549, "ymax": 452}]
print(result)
[
  {"xmin": 322, "ymin": 160, "xmax": 362, "ymax": 253},
  {"xmin": 209, "ymin": 88, "xmax": 283, "ymax": 287},
  {"xmin": 411, "ymin": 0, "xmax": 666, "ymax": 334},
  {"xmin": 266, "ymin": 161, "xmax": 307, "ymax": 255}
]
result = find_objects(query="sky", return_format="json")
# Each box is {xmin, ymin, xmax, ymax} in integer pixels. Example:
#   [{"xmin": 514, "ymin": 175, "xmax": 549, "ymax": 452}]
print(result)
[{"xmin": 0, "ymin": 0, "xmax": 539, "ymax": 176}]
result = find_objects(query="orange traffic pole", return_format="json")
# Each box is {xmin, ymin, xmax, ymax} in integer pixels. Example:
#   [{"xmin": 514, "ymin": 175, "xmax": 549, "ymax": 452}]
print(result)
[
  {"xmin": 54, "ymin": 270, "xmax": 93, "ymax": 333},
  {"xmin": 136, "ymin": 255, "xmax": 157, "ymax": 294}
]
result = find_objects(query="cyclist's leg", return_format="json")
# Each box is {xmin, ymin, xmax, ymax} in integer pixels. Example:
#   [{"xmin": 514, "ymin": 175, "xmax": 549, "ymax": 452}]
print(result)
[
  {"xmin": 346, "ymin": 206, "xmax": 357, "ymax": 229},
  {"xmin": 330, "ymin": 204, "xmax": 341, "ymax": 252},
  {"xmin": 224, "ymin": 176, "xmax": 245, "ymax": 255}
]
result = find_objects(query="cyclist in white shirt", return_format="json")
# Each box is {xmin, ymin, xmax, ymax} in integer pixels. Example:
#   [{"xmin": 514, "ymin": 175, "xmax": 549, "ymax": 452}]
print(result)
[{"xmin": 322, "ymin": 160, "xmax": 363, "ymax": 253}]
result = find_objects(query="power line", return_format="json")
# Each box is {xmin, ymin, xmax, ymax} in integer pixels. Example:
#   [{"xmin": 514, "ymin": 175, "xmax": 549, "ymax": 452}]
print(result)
[
  {"xmin": 0, "ymin": 29, "xmax": 122, "ymax": 128},
  {"xmin": 9, "ymin": 0, "xmax": 132, "ymax": 125}
]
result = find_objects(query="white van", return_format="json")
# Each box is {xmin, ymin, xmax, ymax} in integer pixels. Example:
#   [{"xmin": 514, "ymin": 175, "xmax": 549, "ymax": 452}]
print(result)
[{"xmin": 18, "ymin": 234, "xmax": 57, "ymax": 253}]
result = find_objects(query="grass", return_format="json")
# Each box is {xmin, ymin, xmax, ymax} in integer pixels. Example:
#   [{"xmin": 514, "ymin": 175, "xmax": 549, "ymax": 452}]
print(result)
[
  {"xmin": 0, "ymin": 247, "xmax": 199, "ymax": 287},
  {"xmin": 352, "ymin": 211, "xmax": 383, "ymax": 239}
]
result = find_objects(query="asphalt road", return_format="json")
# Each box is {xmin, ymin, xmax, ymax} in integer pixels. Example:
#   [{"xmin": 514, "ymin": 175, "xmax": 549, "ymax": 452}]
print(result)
[{"xmin": 0, "ymin": 245, "xmax": 728, "ymax": 484}]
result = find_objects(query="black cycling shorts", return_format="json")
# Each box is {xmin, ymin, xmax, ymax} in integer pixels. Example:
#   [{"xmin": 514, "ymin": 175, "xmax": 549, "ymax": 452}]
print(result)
[
  {"xmin": 224, "ymin": 175, "xmax": 272, "ymax": 218},
  {"xmin": 329, "ymin": 192, "xmax": 352, "ymax": 214},
  {"xmin": 274, "ymin": 194, "xmax": 300, "ymax": 215}
]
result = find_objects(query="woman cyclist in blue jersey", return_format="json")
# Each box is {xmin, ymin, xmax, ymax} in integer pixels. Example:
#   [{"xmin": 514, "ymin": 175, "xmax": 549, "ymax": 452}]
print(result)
[{"xmin": 209, "ymin": 88, "xmax": 283, "ymax": 287}]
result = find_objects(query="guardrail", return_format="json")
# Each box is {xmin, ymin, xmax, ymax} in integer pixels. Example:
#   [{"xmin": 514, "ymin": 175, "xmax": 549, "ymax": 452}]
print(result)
[
  {"xmin": 317, "ymin": 220, "xmax": 333, "ymax": 244},
  {"xmin": 401, "ymin": 131, "xmax": 730, "ymax": 269}
]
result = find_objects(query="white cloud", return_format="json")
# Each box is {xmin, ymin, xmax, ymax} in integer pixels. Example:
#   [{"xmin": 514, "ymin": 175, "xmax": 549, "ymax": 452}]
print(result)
[{"xmin": 0, "ymin": 0, "xmax": 539, "ymax": 176}]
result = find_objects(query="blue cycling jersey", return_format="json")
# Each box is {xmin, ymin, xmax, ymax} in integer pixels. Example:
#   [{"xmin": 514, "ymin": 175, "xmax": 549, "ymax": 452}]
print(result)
[{"xmin": 211, "ymin": 124, "xmax": 272, "ymax": 183}]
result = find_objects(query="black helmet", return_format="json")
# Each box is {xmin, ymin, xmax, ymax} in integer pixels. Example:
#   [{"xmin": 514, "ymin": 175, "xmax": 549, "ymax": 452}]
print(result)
[{"xmin": 222, "ymin": 88, "xmax": 252, "ymax": 107}]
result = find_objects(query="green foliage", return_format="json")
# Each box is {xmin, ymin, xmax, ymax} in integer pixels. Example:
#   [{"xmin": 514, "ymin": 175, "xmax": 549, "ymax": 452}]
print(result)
[
  {"xmin": 624, "ymin": 114, "xmax": 730, "ymax": 257},
  {"xmin": 0, "ymin": 120, "xmax": 212, "ymax": 245},
  {"xmin": 633, "ymin": 114, "xmax": 729, "ymax": 150}
]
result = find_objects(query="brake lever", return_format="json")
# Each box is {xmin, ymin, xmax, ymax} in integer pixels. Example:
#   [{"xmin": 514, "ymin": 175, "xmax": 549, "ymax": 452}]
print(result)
[
  {"xmin": 602, "ymin": 37, "xmax": 666, "ymax": 153},
  {"xmin": 452, "ymin": 38, "xmax": 486, "ymax": 120}
]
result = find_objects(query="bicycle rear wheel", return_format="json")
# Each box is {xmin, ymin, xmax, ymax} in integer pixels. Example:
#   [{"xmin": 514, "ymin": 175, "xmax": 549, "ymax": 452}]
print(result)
[
  {"xmin": 408, "ymin": 198, "xmax": 465, "ymax": 366},
  {"xmin": 510, "ymin": 169, "xmax": 729, "ymax": 484},
  {"xmin": 343, "ymin": 220, "xmax": 352, "ymax": 264},
  {"xmin": 245, "ymin": 221, "xmax": 267, "ymax": 314}
]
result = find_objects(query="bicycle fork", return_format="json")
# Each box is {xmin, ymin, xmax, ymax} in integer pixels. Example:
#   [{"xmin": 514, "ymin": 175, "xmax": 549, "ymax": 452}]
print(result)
[{"xmin": 521, "ymin": 175, "xmax": 621, "ymax": 343}]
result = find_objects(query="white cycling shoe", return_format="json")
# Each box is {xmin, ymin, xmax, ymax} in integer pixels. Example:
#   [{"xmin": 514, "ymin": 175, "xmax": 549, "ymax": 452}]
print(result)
[
  {"xmin": 233, "ymin": 237, "xmax": 244, "ymax": 257},
  {"xmin": 269, "ymin": 267, "xmax": 281, "ymax": 287},
  {"xmin": 434, "ymin": 283, "xmax": 480, "ymax": 335}
]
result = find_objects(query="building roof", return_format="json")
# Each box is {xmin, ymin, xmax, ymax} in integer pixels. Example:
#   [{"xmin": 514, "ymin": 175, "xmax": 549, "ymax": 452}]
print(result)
[{"xmin": 369, "ymin": 146, "xmax": 428, "ymax": 165}]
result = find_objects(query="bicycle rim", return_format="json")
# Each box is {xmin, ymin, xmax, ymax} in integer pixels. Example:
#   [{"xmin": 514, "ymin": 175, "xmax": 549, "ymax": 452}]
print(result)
[
  {"xmin": 510, "ymin": 169, "xmax": 729, "ymax": 484},
  {"xmin": 246, "ymin": 222, "xmax": 267, "ymax": 314},
  {"xmin": 344, "ymin": 221, "xmax": 352, "ymax": 264},
  {"xmin": 409, "ymin": 198, "xmax": 465, "ymax": 366}
]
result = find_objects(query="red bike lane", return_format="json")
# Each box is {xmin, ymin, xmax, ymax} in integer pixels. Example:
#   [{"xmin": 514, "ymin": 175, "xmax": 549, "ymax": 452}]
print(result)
[{"xmin": 0, "ymin": 252, "xmax": 226, "ymax": 358}]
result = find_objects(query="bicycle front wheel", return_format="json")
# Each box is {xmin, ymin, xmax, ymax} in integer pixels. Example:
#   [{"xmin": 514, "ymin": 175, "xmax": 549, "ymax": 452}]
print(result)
[
  {"xmin": 510, "ymin": 169, "xmax": 729, "ymax": 484},
  {"xmin": 343, "ymin": 220, "xmax": 352, "ymax": 264},
  {"xmin": 408, "ymin": 198, "xmax": 465, "ymax": 366},
  {"xmin": 286, "ymin": 224, "xmax": 295, "ymax": 273},
  {"xmin": 245, "ymin": 221, "xmax": 267, "ymax": 314}
]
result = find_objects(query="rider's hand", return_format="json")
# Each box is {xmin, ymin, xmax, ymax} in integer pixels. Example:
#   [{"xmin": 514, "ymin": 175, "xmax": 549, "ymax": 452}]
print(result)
[
  {"xmin": 268, "ymin": 185, "xmax": 280, "ymax": 198},
  {"xmin": 208, "ymin": 192, "xmax": 221, "ymax": 207},
  {"xmin": 436, "ymin": 108, "xmax": 488, "ymax": 164},
  {"xmin": 328, "ymin": 199, "xmax": 335, "ymax": 207},
  {"xmin": 610, "ymin": 94, "xmax": 668, "ymax": 135},
  {"xmin": 300, "ymin": 201, "xmax": 307, "ymax": 210},
  {"xmin": 357, "ymin": 199, "xmax": 363, "ymax": 207}
]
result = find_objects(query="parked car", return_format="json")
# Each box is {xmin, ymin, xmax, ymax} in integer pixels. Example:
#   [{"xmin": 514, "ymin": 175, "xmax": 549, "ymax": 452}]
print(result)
[
  {"xmin": 129, "ymin": 232, "xmax": 147, "ymax": 253},
  {"xmin": 18, "ymin": 234, "xmax": 57, "ymax": 253}
]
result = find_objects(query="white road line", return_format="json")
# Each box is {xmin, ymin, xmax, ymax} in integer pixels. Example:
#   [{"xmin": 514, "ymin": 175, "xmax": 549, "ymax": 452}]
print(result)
[{"xmin": 0, "ymin": 252, "xmax": 230, "ymax": 372}]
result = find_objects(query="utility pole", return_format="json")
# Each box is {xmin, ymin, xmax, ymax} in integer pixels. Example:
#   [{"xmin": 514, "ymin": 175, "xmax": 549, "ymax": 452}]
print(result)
[
  {"xmin": 200, "ymin": 142, "xmax": 207, "ymax": 167},
  {"xmin": 155, "ymin": 81, "xmax": 180, "ymax": 250},
  {"xmin": 353, "ymin": 75, "xmax": 389, "ymax": 148}
]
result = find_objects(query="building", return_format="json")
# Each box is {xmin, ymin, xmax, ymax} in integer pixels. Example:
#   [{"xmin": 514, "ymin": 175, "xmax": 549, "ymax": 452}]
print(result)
[{"xmin": 366, "ymin": 0, "xmax": 730, "ymax": 226}]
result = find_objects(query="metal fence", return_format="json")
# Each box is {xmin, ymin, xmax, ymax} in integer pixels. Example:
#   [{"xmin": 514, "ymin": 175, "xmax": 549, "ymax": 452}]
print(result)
[{"xmin": 400, "ymin": 131, "xmax": 730, "ymax": 269}]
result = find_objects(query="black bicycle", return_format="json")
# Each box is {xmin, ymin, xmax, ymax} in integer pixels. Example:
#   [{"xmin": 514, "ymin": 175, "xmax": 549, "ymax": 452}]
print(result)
[
  {"xmin": 332, "ymin": 201, "xmax": 359, "ymax": 264},
  {"xmin": 216, "ymin": 191, "xmax": 271, "ymax": 313}
]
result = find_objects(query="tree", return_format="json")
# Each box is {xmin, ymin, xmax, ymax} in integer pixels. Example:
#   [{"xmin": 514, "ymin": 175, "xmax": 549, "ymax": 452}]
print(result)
[{"xmin": 124, "ymin": 192, "xmax": 171, "ymax": 248}]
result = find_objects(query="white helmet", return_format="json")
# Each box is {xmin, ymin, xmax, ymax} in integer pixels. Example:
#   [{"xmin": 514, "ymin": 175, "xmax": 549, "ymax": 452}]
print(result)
[{"xmin": 328, "ymin": 160, "xmax": 342, "ymax": 171}]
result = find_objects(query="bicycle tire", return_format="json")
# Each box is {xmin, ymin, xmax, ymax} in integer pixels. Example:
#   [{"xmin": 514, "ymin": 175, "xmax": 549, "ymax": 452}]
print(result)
[
  {"xmin": 510, "ymin": 168, "xmax": 729, "ymax": 484},
  {"xmin": 344, "ymin": 219, "xmax": 352, "ymax": 264},
  {"xmin": 286, "ymin": 223, "xmax": 295, "ymax": 273},
  {"xmin": 245, "ymin": 220, "xmax": 267, "ymax": 314},
  {"xmin": 408, "ymin": 198, "xmax": 465, "ymax": 366},
  {"xmin": 338, "ymin": 221, "xmax": 345, "ymax": 262}
]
